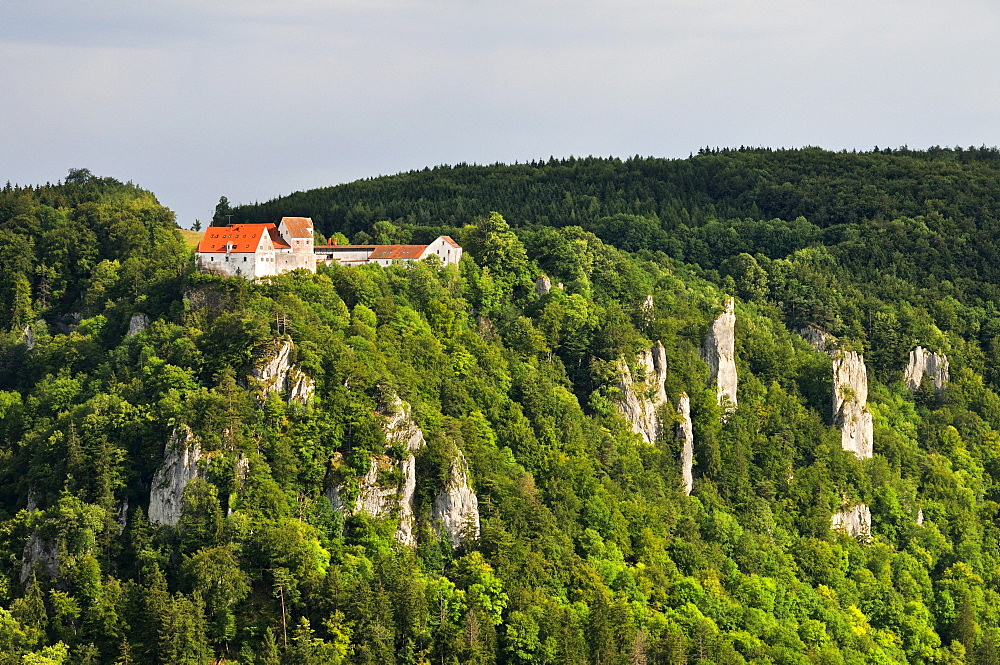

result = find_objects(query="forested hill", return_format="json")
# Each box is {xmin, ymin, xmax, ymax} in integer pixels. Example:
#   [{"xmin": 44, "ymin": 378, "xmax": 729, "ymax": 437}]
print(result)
[
  {"xmin": 233, "ymin": 147, "xmax": 1000, "ymax": 381},
  {"xmin": 233, "ymin": 147, "xmax": 1000, "ymax": 233},
  {"xmin": 232, "ymin": 147, "xmax": 1000, "ymax": 305},
  {"xmin": 3, "ymin": 156, "xmax": 1000, "ymax": 664}
]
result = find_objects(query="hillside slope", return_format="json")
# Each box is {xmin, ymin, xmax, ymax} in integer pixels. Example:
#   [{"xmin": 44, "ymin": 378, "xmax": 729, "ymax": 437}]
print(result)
[{"xmin": 2, "ymin": 159, "xmax": 1000, "ymax": 664}]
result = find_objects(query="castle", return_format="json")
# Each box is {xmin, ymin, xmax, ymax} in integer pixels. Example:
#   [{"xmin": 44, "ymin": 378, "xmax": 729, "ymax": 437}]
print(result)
[{"xmin": 196, "ymin": 217, "xmax": 462, "ymax": 278}]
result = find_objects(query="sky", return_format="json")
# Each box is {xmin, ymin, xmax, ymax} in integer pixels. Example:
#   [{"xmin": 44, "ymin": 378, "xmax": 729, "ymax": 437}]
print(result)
[{"xmin": 2, "ymin": 0, "xmax": 1000, "ymax": 228}]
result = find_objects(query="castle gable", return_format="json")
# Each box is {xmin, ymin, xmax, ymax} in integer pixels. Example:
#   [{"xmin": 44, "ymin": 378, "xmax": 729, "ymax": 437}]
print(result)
[
  {"xmin": 197, "ymin": 224, "xmax": 276, "ymax": 254},
  {"xmin": 279, "ymin": 217, "xmax": 314, "ymax": 239}
]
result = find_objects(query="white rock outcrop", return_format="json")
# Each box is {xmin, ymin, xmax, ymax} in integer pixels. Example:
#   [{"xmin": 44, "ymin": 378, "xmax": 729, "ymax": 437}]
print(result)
[
  {"xmin": 235, "ymin": 456, "xmax": 250, "ymax": 486},
  {"xmin": 432, "ymin": 451, "xmax": 481, "ymax": 547},
  {"xmin": 832, "ymin": 503, "xmax": 872, "ymax": 541},
  {"xmin": 286, "ymin": 368, "xmax": 316, "ymax": 404},
  {"xmin": 798, "ymin": 325, "xmax": 835, "ymax": 353},
  {"xmin": 127, "ymin": 313, "xmax": 150, "ymax": 337},
  {"xmin": 354, "ymin": 454, "xmax": 412, "ymax": 536},
  {"xmin": 832, "ymin": 350, "xmax": 874, "ymax": 459},
  {"xmin": 22, "ymin": 326, "xmax": 35, "ymax": 350},
  {"xmin": 702, "ymin": 298, "xmax": 738, "ymax": 411},
  {"xmin": 149, "ymin": 425, "xmax": 202, "ymax": 526},
  {"xmin": 248, "ymin": 338, "xmax": 292, "ymax": 391},
  {"xmin": 904, "ymin": 346, "xmax": 949, "ymax": 393},
  {"xmin": 324, "ymin": 461, "xmax": 345, "ymax": 512},
  {"xmin": 117, "ymin": 498, "xmax": 129, "ymax": 535},
  {"xmin": 797, "ymin": 329, "xmax": 877, "ymax": 538},
  {"xmin": 535, "ymin": 275, "xmax": 552, "ymax": 296},
  {"xmin": 349, "ymin": 395, "xmax": 426, "ymax": 546},
  {"xmin": 20, "ymin": 533, "xmax": 58, "ymax": 583},
  {"xmin": 246, "ymin": 338, "xmax": 315, "ymax": 405},
  {"xmin": 616, "ymin": 341, "xmax": 668, "ymax": 443},
  {"xmin": 677, "ymin": 393, "xmax": 694, "ymax": 496},
  {"xmin": 642, "ymin": 295, "xmax": 655, "ymax": 315}
]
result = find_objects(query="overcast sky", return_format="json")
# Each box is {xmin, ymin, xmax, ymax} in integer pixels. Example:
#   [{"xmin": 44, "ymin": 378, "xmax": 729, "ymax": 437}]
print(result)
[{"xmin": 3, "ymin": 0, "xmax": 999, "ymax": 227}]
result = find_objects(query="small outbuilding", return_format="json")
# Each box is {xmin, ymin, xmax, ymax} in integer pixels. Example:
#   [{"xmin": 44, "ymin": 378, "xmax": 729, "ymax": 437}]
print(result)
[{"xmin": 314, "ymin": 235, "xmax": 462, "ymax": 267}]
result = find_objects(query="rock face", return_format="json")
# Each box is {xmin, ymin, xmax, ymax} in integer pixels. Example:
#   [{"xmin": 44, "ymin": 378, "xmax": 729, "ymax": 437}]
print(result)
[
  {"xmin": 677, "ymin": 393, "xmax": 694, "ymax": 496},
  {"xmin": 117, "ymin": 498, "xmax": 129, "ymax": 535},
  {"xmin": 904, "ymin": 346, "xmax": 949, "ymax": 393},
  {"xmin": 432, "ymin": 451, "xmax": 481, "ymax": 547},
  {"xmin": 354, "ymin": 454, "xmax": 418, "ymax": 544},
  {"xmin": 149, "ymin": 426, "xmax": 202, "ymax": 526},
  {"xmin": 22, "ymin": 326, "xmax": 35, "ymax": 350},
  {"xmin": 640, "ymin": 295, "xmax": 656, "ymax": 329},
  {"xmin": 798, "ymin": 329, "xmax": 874, "ymax": 459},
  {"xmin": 702, "ymin": 298, "xmax": 738, "ymax": 411},
  {"xmin": 351, "ymin": 395, "xmax": 426, "ymax": 546},
  {"xmin": 798, "ymin": 329, "xmax": 877, "ymax": 538},
  {"xmin": 616, "ymin": 341, "xmax": 669, "ymax": 443},
  {"xmin": 535, "ymin": 275, "xmax": 552, "ymax": 296},
  {"xmin": 832, "ymin": 351, "xmax": 874, "ymax": 459},
  {"xmin": 127, "ymin": 313, "xmax": 150, "ymax": 337},
  {"xmin": 21, "ymin": 533, "xmax": 58, "ymax": 583},
  {"xmin": 286, "ymin": 368, "xmax": 316, "ymax": 404},
  {"xmin": 798, "ymin": 325, "xmax": 835, "ymax": 352},
  {"xmin": 832, "ymin": 503, "xmax": 872, "ymax": 541},
  {"xmin": 246, "ymin": 338, "xmax": 315, "ymax": 405},
  {"xmin": 329, "ymin": 394, "xmax": 480, "ymax": 547}
]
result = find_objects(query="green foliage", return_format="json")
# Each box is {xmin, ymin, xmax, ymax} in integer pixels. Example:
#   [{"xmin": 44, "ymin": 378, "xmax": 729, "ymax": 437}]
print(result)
[{"xmin": 6, "ymin": 154, "xmax": 1000, "ymax": 662}]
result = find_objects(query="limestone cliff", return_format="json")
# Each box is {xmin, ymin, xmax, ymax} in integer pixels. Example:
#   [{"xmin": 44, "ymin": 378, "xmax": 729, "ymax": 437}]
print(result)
[
  {"xmin": 330, "ymin": 394, "xmax": 480, "ymax": 547},
  {"xmin": 832, "ymin": 351, "xmax": 874, "ymax": 459},
  {"xmin": 20, "ymin": 532, "xmax": 59, "ymax": 583},
  {"xmin": 615, "ymin": 341, "xmax": 668, "ymax": 443},
  {"xmin": 904, "ymin": 346, "xmax": 949, "ymax": 393},
  {"xmin": 340, "ymin": 395, "xmax": 426, "ymax": 546},
  {"xmin": 535, "ymin": 275, "xmax": 552, "ymax": 296},
  {"xmin": 127, "ymin": 313, "xmax": 150, "ymax": 337},
  {"xmin": 286, "ymin": 368, "xmax": 315, "ymax": 404},
  {"xmin": 797, "ymin": 324, "xmax": 835, "ymax": 353},
  {"xmin": 432, "ymin": 451, "xmax": 481, "ymax": 547},
  {"xmin": 354, "ymin": 453, "xmax": 414, "ymax": 542},
  {"xmin": 677, "ymin": 393, "xmax": 694, "ymax": 496},
  {"xmin": 149, "ymin": 425, "xmax": 202, "ymax": 526},
  {"xmin": 245, "ymin": 338, "xmax": 315, "ymax": 405},
  {"xmin": 702, "ymin": 298, "xmax": 738, "ymax": 411},
  {"xmin": 831, "ymin": 503, "xmax": 872, "ymax": 541},
  {"xmin": 795, "ymin": 328, "xmax": 876, "ymax": 534},
  {"xmin": 21, "ymin": 319, "xmax": 48, "ymax": 350},
  {"xmin": 117, "ymin": 498, "xmax": 129, "ymax": 535}
]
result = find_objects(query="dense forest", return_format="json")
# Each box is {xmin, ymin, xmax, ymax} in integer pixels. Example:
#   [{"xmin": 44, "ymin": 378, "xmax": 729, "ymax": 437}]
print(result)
[{"xmin": 3, "ymin": 149, "xmax": 1000, "ymax": 664}]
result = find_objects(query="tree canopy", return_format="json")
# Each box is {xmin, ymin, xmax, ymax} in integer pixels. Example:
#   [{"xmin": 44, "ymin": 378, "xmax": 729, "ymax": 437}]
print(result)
[{"xmin": 2, "ymin": 154, "xmax": 1000, "ymax": 663}]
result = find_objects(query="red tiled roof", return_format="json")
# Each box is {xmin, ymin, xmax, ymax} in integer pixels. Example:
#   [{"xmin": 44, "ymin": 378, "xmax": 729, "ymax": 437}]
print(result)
[
  {"xmin": 197, "ymin": 224, "xmax": 277, "ymax": 253},
  {"xmin": 268, "ymin": 227, "xmax": 291, "ymax": 250},
  {"xmin": 440, "ymin": 235, "xmax": 460, "ymax": 248},
  {"xmin": 369, "ymin": 245, "xmax": 428, "ymax": 260},
  {"xmin": 280, "ymin": 217, "xmax": 314, "ymax": 238}
]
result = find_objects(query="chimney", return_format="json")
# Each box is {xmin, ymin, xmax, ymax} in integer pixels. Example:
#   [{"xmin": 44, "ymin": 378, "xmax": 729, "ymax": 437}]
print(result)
[{"xmin": 333, "ymin": 238, "xmax": 338, "ymax": 246}]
